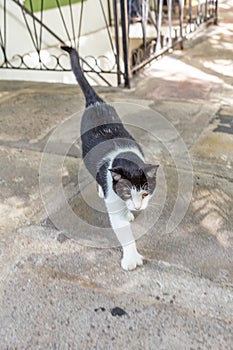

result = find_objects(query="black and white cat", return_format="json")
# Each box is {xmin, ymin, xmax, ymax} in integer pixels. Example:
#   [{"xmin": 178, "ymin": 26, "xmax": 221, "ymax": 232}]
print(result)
[{"xmin": 62, "ymin": 46, "xmax": 159, "ymax": 270}]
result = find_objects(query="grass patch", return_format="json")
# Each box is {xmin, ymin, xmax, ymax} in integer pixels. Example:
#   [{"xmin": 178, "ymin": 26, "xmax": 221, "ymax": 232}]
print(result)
[{"xmin": 24, "ymin": 0, "xmax": 83, "ymax": 13}]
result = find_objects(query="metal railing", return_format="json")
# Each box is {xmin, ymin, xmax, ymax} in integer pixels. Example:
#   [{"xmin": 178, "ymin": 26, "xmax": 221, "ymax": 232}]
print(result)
[
  {"xmin": 126, "ymin": 0, "xmax": 218, "ymax": 76},
  {"xmin": 0, "ymin": 0, "xmax": 218, "ymax": 87}
]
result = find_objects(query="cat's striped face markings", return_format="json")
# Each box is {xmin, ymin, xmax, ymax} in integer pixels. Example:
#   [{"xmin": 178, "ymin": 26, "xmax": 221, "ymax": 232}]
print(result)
[{"xmin": 109, "ymin": 164, "xmax": 159, "ymax": 211}]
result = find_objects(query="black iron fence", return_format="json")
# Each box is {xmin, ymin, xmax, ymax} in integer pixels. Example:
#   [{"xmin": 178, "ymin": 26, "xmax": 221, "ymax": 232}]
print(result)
[{"xmin": 0, "ymin": 0, "xmax": 218, "ymax": 87}]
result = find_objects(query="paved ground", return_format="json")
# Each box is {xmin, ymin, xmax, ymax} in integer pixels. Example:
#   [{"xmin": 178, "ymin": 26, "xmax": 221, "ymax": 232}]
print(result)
[{"xmin": 0, "ymin": 1, "xmax": 233, "ymax": 349}]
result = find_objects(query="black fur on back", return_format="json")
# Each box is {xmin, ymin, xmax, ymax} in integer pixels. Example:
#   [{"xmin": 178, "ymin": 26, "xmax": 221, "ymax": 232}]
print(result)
[{"xmin": 80, "ymin": 103, "xmax": 143, "ymax": 196}]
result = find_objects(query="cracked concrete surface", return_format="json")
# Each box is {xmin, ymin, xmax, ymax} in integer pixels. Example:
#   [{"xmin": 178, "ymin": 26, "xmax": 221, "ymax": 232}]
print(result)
[{"xmin": 0, "ymin": 1, "xmax": 233, "ymax": 349}]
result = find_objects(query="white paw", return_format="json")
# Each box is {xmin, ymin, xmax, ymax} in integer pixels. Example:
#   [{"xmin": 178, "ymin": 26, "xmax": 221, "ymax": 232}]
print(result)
[
  {"xmin": 121, "ymin": 252, "xmax": 144, "ymax": 271},
  {"xmin": 126, "ymin": 211, "xmax": 134, "ymax": 222}
]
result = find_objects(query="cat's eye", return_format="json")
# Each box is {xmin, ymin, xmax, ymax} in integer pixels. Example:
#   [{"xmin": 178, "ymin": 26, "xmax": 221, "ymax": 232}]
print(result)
[{"xmin": 142, "ymin": 193, "xmax": 149, "ymax": 199}]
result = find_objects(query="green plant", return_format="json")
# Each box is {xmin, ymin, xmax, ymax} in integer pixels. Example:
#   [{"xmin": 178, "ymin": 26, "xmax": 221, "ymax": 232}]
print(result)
[{"xmin": 24, "ymin": 0, "xmax": 83, "ymax": 13}]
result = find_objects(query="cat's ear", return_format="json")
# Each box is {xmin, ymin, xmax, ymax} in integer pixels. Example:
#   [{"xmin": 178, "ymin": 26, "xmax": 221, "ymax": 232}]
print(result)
[
  {"xmin": 109, "ymin": 168, "xmax": 122, "ymax": 181},
  {"xmin": 145, "ymin": 164, "xmax": 159, "ymax": 178}
]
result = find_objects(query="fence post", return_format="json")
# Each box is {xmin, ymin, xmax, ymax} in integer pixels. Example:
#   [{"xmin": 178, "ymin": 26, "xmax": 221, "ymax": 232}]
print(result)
[
  {"xmin": 113, "ymin": 0, "xmax": 121, "ymax": 85},
  {"xmin": 179, "ymin": 0, "xmax": 184, "ymax": 50},
  {"xmin": 214, "ymin": 0, "xmax": 218, "ymax": 25},
  {"xmin": 120, "ymin": 0, "xmax": 131, "ymax": 88}
]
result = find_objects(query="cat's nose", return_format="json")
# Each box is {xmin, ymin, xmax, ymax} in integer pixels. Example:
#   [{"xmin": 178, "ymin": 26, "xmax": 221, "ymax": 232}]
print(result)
[{"xmin": 135, "ymin": 206, "xmax": 141, "ymax": 211}]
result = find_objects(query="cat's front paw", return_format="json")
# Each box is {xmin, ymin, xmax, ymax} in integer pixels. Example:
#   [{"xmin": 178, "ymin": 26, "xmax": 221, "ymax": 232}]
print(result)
[
  {"xmin": 121, "ymin": 252, "xmax": 144, "ymax": 271},
  {"xmin": 126, "ymin": 211, "xmax": 134, "ymax": 222}
]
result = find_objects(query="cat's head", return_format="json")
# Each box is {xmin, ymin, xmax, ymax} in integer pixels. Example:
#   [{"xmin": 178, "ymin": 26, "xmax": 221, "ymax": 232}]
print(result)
[{"xmin": 109, "ymin": 161, "xmax": 159, "ymax": 211}]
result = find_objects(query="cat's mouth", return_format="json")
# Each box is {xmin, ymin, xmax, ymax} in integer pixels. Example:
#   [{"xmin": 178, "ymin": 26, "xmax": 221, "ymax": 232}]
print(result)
[{"xmin": 126, "ymin": 203, "xmax": 143, "ymax": 212}]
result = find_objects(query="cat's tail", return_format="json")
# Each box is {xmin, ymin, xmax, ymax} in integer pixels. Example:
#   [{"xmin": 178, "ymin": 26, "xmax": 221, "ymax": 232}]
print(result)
[{"xmin": 61, "ymin": 46, "xmax": 104, "ymax": 107}]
